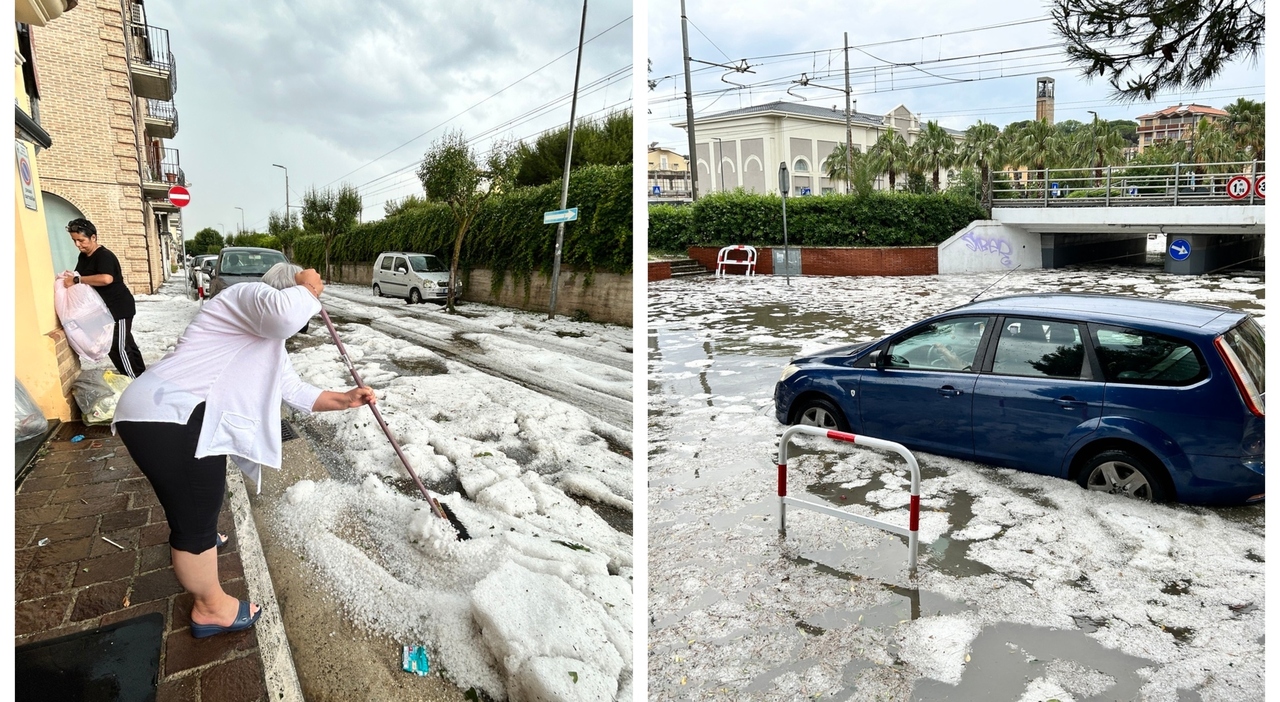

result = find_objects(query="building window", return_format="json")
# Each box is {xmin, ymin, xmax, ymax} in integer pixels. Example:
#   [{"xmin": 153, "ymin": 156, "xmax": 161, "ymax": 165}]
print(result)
[
  {"xmin": 794, "ymin": 158, "xmax": 809, "ymax": 173},
  {"xmin": 660, "ymin": 156, "xmax": 668, "ymax": 169}
]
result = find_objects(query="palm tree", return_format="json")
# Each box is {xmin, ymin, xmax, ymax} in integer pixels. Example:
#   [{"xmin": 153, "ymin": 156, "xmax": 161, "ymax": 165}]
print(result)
[
  {"xmin": 957, "ymin": 121, "xmax": 1003, "ymax": 212},
  {"xmin": 1010, "ymin": 118, "xmax": 1060, "ymax": 195},
  {"xmin": 869, "ymin": 127, "xmax": 910, "ymax": 191},
  {"xmin": 1077, "ymin": 122, "xmax": 1128, "ymax": 183},
  {"xmin": 823, "ymin": 144, "xmax": 880, "ymax": 197},
  {"xmin": 1223, "ymin": 98, "xmax": 1265, "ymax": 159},
  {"xmin": 911, "ymin": 121, "xmax": 957, "ymax": 192},
  {"xmin": 1188, "ymin": 119, "xmax": 1241, "ymax": 174}
]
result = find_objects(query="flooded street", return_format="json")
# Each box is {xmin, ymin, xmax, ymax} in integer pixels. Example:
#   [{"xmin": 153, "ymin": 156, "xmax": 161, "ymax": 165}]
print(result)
[{"xmin": 647, "ymin": 264, "xmax": 1264, "ymax": 701}]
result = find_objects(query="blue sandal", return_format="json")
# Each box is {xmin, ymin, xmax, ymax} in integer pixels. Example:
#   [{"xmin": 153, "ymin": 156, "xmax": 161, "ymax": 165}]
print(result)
[
  {"xmin": 216, "ymin": 533, "xmax": 230, "ymax": 549},
  {"xmin": 191, "ymin": 600, "xmax": 261, "ymax": 639}
]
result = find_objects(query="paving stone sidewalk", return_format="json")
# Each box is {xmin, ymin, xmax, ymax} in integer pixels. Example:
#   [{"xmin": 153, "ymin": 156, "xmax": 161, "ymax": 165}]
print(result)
[{"xmin": 15, "ymin": 420, "xmax": 270, "ymax": 702}]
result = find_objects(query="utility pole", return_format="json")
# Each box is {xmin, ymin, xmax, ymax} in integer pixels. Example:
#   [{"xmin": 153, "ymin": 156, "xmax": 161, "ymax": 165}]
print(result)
[
  {"xmin": 547, "ymin": 0, "xmax": 587, "ymax": 320},
  {"xmin": 1087, "ymin": 110, "xmax": 1099, "ymax": 184},
  {"xmin": 681, "ymin": 0, "xmax": 699, "ymax": 201},
  {"xmin": 713, "ymin": 137, "xmax": 725, "ymax": 191},
  {"xmin": 272, "ymin": 164, "xmax": 289, "ymax": 228},
  {"xmin": 844, "ymin": 32, "xmax": 853, "ymax": 194}
]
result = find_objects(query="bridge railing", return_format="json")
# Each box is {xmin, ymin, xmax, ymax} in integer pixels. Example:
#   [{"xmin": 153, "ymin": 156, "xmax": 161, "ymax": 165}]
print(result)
[{"xmin": 992, "ymin": 160, "xmax": 1264, "ymax": 208}]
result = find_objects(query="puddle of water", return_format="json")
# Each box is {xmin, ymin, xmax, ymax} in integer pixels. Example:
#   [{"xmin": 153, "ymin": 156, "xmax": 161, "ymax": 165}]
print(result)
[{"xmin": 911, "ymin": 622, "xmax": 1156, "ymax": 701}]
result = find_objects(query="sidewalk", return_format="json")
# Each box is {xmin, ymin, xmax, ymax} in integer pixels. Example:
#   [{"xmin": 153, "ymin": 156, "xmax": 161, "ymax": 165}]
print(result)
[{"xmin": 14, "ymin": 420, "xmax": 272, "ymax": 701}]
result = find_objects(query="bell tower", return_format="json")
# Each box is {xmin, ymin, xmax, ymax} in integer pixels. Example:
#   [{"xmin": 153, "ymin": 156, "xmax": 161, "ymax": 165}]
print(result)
[{"xmin": 1035, "ymin": 77, "xmax": 1055, "ymax": 124}]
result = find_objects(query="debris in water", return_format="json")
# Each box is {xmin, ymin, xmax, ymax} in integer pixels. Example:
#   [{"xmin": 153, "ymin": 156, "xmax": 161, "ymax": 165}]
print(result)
[
  {"xmin": 402, "ymin": 644, "xmax": 430, "ymax": 676},
  {"xmin": 70, "ymin": 435, "xmax": 85, "ymax": 443}
]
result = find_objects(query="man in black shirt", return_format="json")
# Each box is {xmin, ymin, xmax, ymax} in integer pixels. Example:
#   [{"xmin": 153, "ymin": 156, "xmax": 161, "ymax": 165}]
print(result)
[{"xmin": 63, "ymin": 218, "xmax": 146, "ymax": 377}]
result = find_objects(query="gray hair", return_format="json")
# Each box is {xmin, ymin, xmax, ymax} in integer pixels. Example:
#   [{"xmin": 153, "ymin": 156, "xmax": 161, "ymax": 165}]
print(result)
[{"xmin": 261, "ymin": 262, "xmax": 304, "ymax": 290}]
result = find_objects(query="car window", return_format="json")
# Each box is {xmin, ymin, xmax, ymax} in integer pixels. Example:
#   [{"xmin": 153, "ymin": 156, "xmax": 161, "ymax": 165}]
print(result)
[
  {"xmin": 394, "ymin": 257, "xmax": 408, "ymax": 272},
  {"xmin": 220, "ymin": 251, "xmax": 286, "ymax": 276},
  {"xmin": 1223, "ymin": 317, "xmax": 1264, "ymax": 395},
  {"xmin": 991, "ymin": 317, "xmax": 1087, "ymax": 379},
  {"xmin": 1093, "ymin": 326, "xmax": 1207, "ymax": 386},
  {"xmin": 379, "ymin": 256, "xmax": 394, "ymax": 271},
  {"xmin": 885, "ymin": 316, "xmax": 987, "ymax": 371},
  {"xmin": 409, "ymin": 255, "xmax": 445, "ymax": 273}
]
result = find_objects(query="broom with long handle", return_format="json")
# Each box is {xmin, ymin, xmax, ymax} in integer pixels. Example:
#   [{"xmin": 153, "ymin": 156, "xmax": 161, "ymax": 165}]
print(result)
[{"xmin": 319, "ymin": 308, "xmax": 470, "ymax": 540}]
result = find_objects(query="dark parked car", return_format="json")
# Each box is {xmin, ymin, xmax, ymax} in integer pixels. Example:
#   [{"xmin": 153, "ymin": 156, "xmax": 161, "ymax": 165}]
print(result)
[
  {"xmin": 774, "ymin": 294, "xmax": 1264, "ymax": 506},
  {"xmin": 207, "ymin": 247, "xmax": 289, "ymax": 298}
]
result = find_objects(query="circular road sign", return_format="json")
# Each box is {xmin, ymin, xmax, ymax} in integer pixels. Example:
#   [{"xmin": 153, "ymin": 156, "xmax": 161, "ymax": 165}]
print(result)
[
  {"xmin": 1168, "ymin": 238, "xmax": 1192, "ymax": 261},
  {"xmin": 167, "ymin": 185, "xmax": 191, "ymax": 207},
  {"xmin": 1226, "ymin": 175, "xmax": 1251, "ymax": 200},
  {"xmin": 1255, "ymin": 175, "xmax": 1265, "ymax": 199}
]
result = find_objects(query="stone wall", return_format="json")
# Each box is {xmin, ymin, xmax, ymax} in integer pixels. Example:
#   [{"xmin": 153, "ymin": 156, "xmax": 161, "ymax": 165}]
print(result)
[{"xmin": 330, "ymin": 263, "xmax": 632, "ymax": 326}]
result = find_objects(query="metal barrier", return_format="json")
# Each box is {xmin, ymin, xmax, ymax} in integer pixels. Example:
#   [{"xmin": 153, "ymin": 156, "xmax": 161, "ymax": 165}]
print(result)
[
  {"xmin": 777, "ymin": 425, "xmax": 921, "ymax": 573},
  {"xmin": 716, "ymin": 244, "xmax": 757, "ymax": 277},
  {"xmin": 991, "ymin": 160, "xmax": 1264, "ymax": 208}
]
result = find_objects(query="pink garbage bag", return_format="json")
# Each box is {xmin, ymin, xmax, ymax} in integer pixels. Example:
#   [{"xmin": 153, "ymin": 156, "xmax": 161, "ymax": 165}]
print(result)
[{"xmin": 53, "ymin": 273, "xmax": 115, "ymax": 361}]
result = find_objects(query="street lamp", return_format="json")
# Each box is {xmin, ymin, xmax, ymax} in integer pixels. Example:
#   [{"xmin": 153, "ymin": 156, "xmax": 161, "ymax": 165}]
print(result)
[
  {"xmin": 1087, "ymin": 110, "xmax": 1099, "ymax": 184},
  {"xmin": 713, "ymin": 137, "xmax": 726, "ymax": 192},
  {"xmin": 778, "ymin": 162, "xmax": 790, "ymax": 287},
  {"xmin": 272, "ymin": 164, "xmax": 290, "ymax": 227},
  {"xmin": 234, "ymin": 206, "xmax": 244, "ymax": 234}
]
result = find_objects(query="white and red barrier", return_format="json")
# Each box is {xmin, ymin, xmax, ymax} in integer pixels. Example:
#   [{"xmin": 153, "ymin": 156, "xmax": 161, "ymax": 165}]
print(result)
[
  {"xmin": 716, "ymin": 244, "xmax": 758, "ymax": 277},
  {"xmin": 777, "ymin": 424, "xmax": 921, "ymax": 573}
]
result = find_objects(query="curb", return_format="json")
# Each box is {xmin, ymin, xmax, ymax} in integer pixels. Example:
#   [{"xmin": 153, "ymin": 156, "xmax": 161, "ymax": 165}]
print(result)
[{"xmin": 226, "ymin": 463, "xmax": 305, "ymax": 702}]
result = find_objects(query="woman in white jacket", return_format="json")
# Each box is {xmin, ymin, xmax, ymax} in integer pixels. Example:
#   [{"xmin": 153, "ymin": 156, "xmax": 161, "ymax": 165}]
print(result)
[{"xmin": 113, "ymin": 263, "xmax": 374, "ymax": 638}]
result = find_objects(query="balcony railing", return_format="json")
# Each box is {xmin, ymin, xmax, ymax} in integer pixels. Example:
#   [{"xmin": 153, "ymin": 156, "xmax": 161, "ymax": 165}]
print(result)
[
  {"xmin": 144, "ymin": 146, "xmax": 185, "ymax": 188},
  {"xmin": 129, "ymin": 23, "xmax": 177, "ymax": 100},
  {"xmin": 992, "ymin": 160, "xmax": 1265, "ymax": 208},
  {"xmin": 143, "ymin": 98, "xmax": 178, "ymax": 138}
]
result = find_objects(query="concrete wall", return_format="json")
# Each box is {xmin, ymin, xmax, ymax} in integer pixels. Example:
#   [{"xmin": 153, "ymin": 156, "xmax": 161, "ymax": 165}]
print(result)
[
  {"xmin": 687, "ymin": 246, "xmax": 937, "ymax": 276},
  {"xmin": 331, "ymin": 263, "xmax": 632, "ymax": 326},
  {"xmin": 938, "ymin": 220, "xmax": 1042, "ymax": 274}
]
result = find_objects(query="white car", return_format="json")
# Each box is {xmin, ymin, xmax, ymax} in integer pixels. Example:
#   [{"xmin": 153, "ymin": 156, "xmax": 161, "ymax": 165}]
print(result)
[{"xmin": 371, "ymin": 252, "xmax": 459, "ymax": 304}]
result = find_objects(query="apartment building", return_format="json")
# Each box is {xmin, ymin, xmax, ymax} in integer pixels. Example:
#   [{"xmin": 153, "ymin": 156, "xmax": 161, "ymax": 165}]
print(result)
[
  {"xmin": 1135, "ymin": 104, "xmax": 1229, "ymax": 153},
  {"xmin": 674, "ymin": 101, "xmax": 961, "ymax": 197},
  {"xmin": 15, "ymin": 0, "xmax": 185, "ymax": 420}
]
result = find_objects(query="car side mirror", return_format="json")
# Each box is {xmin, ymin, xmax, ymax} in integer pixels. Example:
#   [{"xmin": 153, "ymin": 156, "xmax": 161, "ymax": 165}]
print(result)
[{"xmin": 867, "ymin": 349, "xmax": 883, "ymax": 369}]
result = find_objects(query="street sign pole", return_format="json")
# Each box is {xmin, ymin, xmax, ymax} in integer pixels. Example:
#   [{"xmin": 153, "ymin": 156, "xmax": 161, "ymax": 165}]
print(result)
[{"xmin": 548, "ymin": 0, "xmax": 587, "ymax": 321}]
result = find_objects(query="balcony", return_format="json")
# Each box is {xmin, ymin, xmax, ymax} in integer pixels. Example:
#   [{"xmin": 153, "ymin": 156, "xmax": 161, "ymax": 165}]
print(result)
[
  {"xmin": 143, "ymin": 146, "xmax": 185, "ymax": 208},
  {"xmin": 143, "ymin": 99, "xmax": 178, "ymax": 139},
  {"xmin": 129, "ymin": 23, "xmax": 177, "ymax": 100}
]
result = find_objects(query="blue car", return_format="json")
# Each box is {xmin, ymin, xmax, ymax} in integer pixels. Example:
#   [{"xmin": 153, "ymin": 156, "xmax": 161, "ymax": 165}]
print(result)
[{"xmin": 774, "ymin": 294, "xmax": 1265, "ymax": 506}]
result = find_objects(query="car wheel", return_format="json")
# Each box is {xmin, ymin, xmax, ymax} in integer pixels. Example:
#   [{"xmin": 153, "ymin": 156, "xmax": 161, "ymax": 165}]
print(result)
[
  {"xmin": 1078, "ymin": 449, "xmax": 1169, "ymax": 502},
  {"xmin": 409, "ymin": 288, "xmax": 422, "ymax": 304},
  {"xmin": 373, "ymin": 283, "xmax": 382, "ymax": 297},
  {"xmin": 792, "ymin": 397, "xmax": 848, "ymax": 432}
]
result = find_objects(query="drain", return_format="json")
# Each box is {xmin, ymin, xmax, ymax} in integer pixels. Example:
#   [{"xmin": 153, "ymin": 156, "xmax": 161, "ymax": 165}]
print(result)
[{"xmin": 281, "ymin": 420, "xmax": 299, "ymax": 442}]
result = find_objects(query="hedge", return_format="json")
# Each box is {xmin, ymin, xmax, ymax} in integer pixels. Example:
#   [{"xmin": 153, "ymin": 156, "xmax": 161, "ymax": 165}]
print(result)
[
  {"xmin": 647, "ymin": 190, "xmax": 984, "ymax": 250},
  {"xmin": 293, "ymin": 164, "xmax": 631, "ymax": 284}
]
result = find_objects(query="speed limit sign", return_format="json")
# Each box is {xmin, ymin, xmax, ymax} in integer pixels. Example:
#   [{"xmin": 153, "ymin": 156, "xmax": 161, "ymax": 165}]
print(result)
[
  {"xmin": 1226, "ymin": 175, "xmax": 1251, "ymax": 200},
  {"xmin": 1255, "ymin": 175, "xmax": 1265, "ymax": 199}
]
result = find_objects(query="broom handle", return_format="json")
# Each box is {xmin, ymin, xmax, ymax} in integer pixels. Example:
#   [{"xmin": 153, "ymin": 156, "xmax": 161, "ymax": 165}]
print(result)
[{"xmin": 318, "ymin": 309, "xmax": 448, "ymax": 522}]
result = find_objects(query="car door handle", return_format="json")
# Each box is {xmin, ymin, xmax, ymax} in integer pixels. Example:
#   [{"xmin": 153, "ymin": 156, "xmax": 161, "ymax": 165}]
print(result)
[
  {"xmin": 937, "ymin": 386, "xmax": 964, "ymax": 397},
  {"xmin": 1055, "ymin": 397, "xmax": 1086, "ymax": 409}
]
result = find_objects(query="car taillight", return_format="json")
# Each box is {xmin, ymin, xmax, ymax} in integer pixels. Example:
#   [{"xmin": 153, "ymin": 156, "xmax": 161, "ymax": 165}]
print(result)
[{"xmin": 1216, "ymin": 336, "xmax": 1264, "ymax": 418}]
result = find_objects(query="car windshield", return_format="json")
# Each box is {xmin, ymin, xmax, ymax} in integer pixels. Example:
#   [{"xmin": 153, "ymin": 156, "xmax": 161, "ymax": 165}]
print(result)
[
  {"xmin": 222, "ymin": 251, "xmax": 286, "ymax": 276},
  {"xmin": 408, "ymin": 255, "xmax": 445, "ymax": 273},
  {"xmin": 1224, "ymin": 317, "xmax": 1265, "ymax": 396}
]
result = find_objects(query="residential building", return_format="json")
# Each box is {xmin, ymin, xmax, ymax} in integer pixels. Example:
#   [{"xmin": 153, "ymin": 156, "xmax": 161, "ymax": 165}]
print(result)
[
  {"xmin": 647, "ymin": 144, "xmax": 691, "ymax": 202},
  {"xmin": 674, "ymin": 101, "xmax": 963, "ymax": 197},
  {"xmin": 16, "ymin": 0, "xmax": 185, "ymax": 421},
  {"xmin": 1135, "ymin": 104, "xmax": 1229, "ymax": 152},
  {"xmin": 33, "ymin": 0, "xmax": 184, "ymax": 293},
  {"xmin": 16, "ymin": 0, "xmax": 81, "ymax": 421}
]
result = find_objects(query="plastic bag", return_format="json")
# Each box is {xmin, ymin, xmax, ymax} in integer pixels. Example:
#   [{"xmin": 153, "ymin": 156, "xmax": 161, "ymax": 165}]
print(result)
[
  {"xmin": 15, "ymin": 379, "xmax": 48, "ymax": 442},
  {"xmin": 54, "ymin": 273, "xmax": 116, "ymax": 362},
  {"xmin": 71, "ymin": 369, "xmax": 132, "ymax": 425}
]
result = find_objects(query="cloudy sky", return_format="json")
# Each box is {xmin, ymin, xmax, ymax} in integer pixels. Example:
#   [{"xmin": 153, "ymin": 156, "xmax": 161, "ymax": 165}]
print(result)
[
  {"xmin": 646, "ymin": 0, "xmax": 1265, "ymax": 151},
  {"xmin": 145, "ymin": 0, "xmax": 633, "ymax": 239}
]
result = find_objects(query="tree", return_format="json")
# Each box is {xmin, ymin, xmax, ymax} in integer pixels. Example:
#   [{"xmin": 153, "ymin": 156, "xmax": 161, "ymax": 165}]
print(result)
[
  {"xmin": 869, "ymin": 128, "xmax": 910, "ymax": 191},
  {"xmin": 1223, "ymin": 97, "xmax": 1264, "ymax": 159},
  {"xmin": 189, "ymin": 227, "xmax": 223, "ymax": 256},
  {"xmin": 1052, "ymin": 0, "xmax": 1264, "ymax": 100},
  {"xmin": 911, "ymin": 121, "xmax": 957, "ymax": 192},
  {"xmin": 384, "ymin": 194, "xmax": 429, "ymax": 217},
  {"xmin": 958, "ymin": 121, "xmax": 1004, "ymax": 213},
  {"xmin": 302, "ymin": 184, "xmax": 361, "ymax": 281},
  {"xmin": 267, "ymin": 210, "xmax": 301, "ymax": 259},
  {"xmin": 1009, "ymin": 119, "xmax": 1061, "ymax": 194},
  {"xmin": 1187, "ymin": 118, "xmax": 1241, "ymax": 173},
  {"xmin": 514, "ymin": 111, "xmax": 632, "ymax": 187},
  {"xmin": 822, "ymin": 144, "xmax": 879, "ymax": 197},
  {"xmin": 417, "ymin": 130, "xmax": 518, "ymax": 312}
]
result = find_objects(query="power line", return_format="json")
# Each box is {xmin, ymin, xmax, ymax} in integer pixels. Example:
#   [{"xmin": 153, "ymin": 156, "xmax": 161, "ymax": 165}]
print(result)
[{"xmin": 321, "ymin": 14, "xmax": 632, "ymax": 188}]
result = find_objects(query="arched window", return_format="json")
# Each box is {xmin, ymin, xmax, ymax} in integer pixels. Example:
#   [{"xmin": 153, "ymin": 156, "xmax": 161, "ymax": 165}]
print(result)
[
  {"xmin": 794, "ymin": 158, "xmax": 810, "ymax": 173},
  {"xmin": 42, "ymin": 191, "xmax": 85, "ymax": 275}
]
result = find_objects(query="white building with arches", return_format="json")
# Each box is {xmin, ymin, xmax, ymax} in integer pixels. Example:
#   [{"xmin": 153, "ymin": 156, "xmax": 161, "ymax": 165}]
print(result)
[{"xmin": 674, "ymin": 101, "xmax": 963, "ymax": 197}]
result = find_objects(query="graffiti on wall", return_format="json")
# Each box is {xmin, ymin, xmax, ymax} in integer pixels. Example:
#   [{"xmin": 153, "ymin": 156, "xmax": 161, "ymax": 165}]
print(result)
[{"xmin": 960, "ymin": 230, "xmax": 1015, "ymax": 267}]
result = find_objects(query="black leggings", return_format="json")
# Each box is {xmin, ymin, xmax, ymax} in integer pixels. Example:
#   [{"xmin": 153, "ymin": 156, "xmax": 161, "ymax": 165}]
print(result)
[{"xmin": 116, "ymin": 404, "xmax": 225, "ymax": 554}]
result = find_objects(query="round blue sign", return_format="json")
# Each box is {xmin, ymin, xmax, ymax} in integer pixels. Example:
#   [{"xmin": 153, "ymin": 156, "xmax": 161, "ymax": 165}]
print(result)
[{"xmin": 1168, "ymin": 238, "xmax": 1191, "ymax": 261}]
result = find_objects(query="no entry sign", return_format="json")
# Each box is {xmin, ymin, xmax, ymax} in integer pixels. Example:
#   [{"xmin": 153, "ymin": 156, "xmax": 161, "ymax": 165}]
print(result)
[
  {"xmin": 167, "ymin": 185, "xmax": 191, "ymax": 207},
  {"xmin": 1254, "ymin": 175, "xmax": 1265, "ymax": 199}
]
